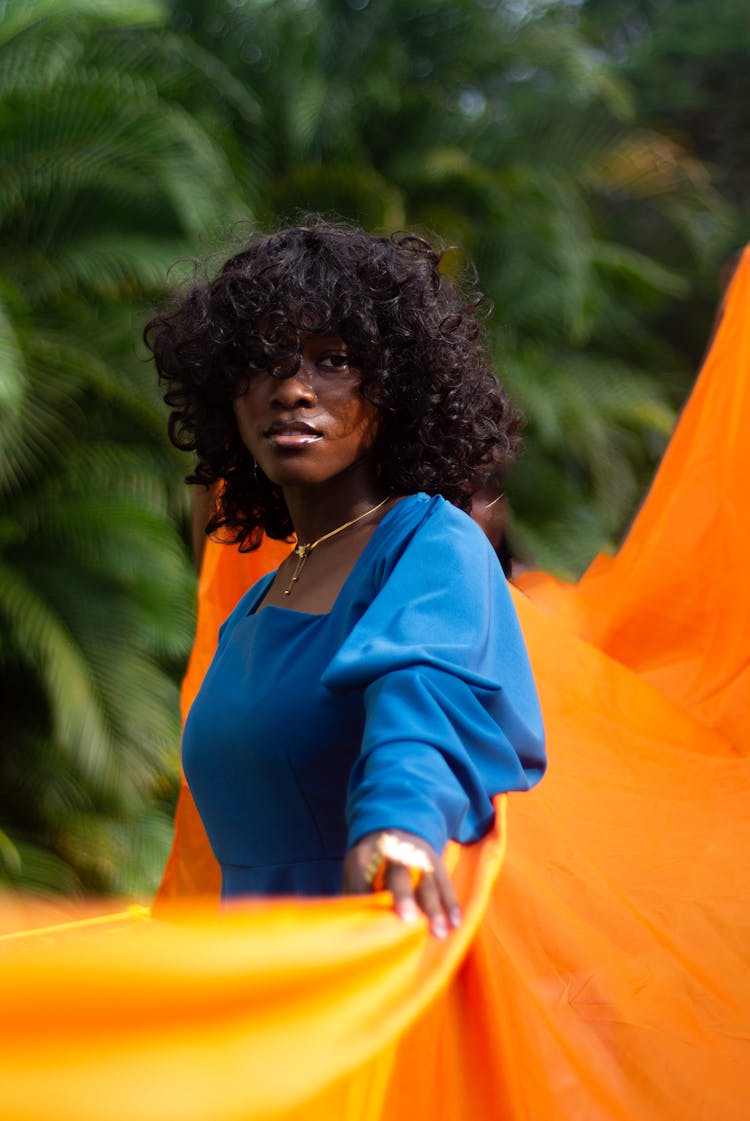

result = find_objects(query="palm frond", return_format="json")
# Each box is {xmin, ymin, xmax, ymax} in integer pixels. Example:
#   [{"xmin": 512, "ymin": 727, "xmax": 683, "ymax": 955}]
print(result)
[
  {"xmin": 59, "ymin": 803, "xmax": 176, "ymax": 897},
  {"xmin": 0, "ymin": 560, "xmax": 122, "ymax": 796},
  {"xmin": 0, "ymin": 0, "xmax": 162, "ymax": 51},
  {"xmin": 0, "ymin": 294, "xmax": 25, "ymax": 415},
  {"xmin": 0, "ymin": 835, "xmax": 83, "ymax": 896}
]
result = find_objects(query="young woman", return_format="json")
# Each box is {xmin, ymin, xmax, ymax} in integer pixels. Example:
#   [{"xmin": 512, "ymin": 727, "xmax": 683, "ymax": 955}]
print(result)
[{"xmin": 145, "ymin": 220, "xmax": 545, "ymax": 939}]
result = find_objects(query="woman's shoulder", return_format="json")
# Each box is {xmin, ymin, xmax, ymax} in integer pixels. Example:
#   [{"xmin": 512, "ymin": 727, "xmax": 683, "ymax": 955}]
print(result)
[
  {"xmin": 321, "ymin": 491, "xmax": 520, "ymax": 692},
  {"xmin": 374, "ymin": 492, "xmax": 493, "ymax": 558},
  {"xmin": 358, "ymin": 491, "xmax": 500, "ymax": 602}
]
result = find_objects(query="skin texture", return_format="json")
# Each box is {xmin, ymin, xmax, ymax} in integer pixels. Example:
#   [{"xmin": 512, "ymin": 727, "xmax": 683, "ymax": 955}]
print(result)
[
  {"xmin": 232, "ymin": 335, "xmax": 381, "ymax": 503},
  {"xmin": 231, "ymin": 333, "xmax": 462, "ymax": 936},
  {"xmin": 232, "ymin": 334, "xmax": 392, "ymax": 615}
]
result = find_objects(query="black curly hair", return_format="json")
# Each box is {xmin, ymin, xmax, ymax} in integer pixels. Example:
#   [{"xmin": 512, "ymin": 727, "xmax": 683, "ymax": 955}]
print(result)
[{"xmin": 144, "ymin": 218, "xmax": 521, "ymax": 550}]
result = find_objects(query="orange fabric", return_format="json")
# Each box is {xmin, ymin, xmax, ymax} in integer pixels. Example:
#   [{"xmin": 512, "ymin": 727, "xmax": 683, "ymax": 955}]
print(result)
[
  {"xmin": 1, "ymin": 251, "xmax": 749, "ymax": 1119},
  {"xmin": 0, "ymin": 826, "xmax": 505, "ymax": 1121},
  {"xmin": 157, "ymin": 535, "xmax": 289, "ymax": 900},
  {"xmin": 516, "ymin": 249, "xmax": 750, "ymax": 749}
]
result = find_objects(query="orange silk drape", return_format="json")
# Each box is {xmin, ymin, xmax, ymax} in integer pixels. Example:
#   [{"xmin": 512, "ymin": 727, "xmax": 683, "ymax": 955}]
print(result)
[{"xmin": 2, "ymin": 252, "xmax": 749, "ymax": 1120}]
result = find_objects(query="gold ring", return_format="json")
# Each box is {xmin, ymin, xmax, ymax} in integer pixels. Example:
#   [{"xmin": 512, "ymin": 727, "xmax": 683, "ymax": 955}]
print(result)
[{"xmin": 363, "ymin": 832, "xmax": 434, "ymax": 892}]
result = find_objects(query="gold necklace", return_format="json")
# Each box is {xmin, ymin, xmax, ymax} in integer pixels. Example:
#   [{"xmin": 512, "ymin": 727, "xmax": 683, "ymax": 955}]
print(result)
[{"xmin": 284, "ymin": 496, "xmax": 390, "ymax": 596}]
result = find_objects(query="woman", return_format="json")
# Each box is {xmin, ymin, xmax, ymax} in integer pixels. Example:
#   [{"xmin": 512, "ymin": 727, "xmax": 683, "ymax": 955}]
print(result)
[{"xmin": 145, "ymin": 220, "xmax": 545, "ymax": 939}]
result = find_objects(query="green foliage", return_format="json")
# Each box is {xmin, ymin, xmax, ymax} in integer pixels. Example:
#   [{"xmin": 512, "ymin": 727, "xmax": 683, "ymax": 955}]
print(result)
[
  {"xmin": 0, "ymin": 0, "xmax": 243, "ymax": 897},
  {"xmin": 585, "ymin": 0, "xmax": 750, "ymax": 207}
]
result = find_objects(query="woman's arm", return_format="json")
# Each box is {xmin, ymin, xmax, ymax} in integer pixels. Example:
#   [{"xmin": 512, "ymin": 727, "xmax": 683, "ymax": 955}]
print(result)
[{"xmin": 324, "ymin": 496, "xmax": 545, "ymax": 934}]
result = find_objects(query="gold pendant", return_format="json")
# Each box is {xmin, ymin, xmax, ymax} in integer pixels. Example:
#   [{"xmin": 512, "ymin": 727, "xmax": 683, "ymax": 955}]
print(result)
[
  {"xmin": 281, "ymin": 497, "xmax": 390, "ymax": 597},
  {"xmin": 284, "ymin": 544, "xmax": 312, "ymax": 595}
]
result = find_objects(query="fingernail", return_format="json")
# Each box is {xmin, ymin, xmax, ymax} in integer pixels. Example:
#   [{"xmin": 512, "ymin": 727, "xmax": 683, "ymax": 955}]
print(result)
[
  {"xmin": 449, "ymin": 906, "xmax": 462, "ymax": 928},
  {"xmin": 431, "ymin": 915, "xmax": 448, "ymax": 940},
  {"xmin": 396, "ymin": 900, "xmax": 419, "ymax": 924}
]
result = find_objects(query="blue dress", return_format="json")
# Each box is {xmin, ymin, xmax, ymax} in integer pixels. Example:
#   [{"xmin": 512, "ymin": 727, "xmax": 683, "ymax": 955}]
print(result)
[{"xmin": 182, "ymin": 494, "xmax": 546, "ymax": 900}]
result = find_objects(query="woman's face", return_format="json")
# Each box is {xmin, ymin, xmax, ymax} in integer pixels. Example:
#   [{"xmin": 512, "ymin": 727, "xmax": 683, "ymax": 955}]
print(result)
[{"xmin": 232, "ymin": 333, "xmax": 381, "ymax": 491}]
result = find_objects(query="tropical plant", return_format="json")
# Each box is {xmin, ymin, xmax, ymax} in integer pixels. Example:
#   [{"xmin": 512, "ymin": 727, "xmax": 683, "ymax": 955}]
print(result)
[{"xmin": 0, "ymin": 0, "xmax": 246, "ymax": 896}]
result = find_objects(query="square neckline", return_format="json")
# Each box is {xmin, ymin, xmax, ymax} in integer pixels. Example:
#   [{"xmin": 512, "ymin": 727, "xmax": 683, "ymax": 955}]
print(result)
[{"xmin": 248, "ymin": 494, "xmax": 424, "ymax": 619}]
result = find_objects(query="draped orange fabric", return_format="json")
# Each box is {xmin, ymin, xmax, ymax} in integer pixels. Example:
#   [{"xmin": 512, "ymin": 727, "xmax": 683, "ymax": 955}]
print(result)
[
  {"xmin": 1, "ymin": 251, "xmax": 749, "ymax": 1120},
  {"xmin": 516, "ymin": 251, "xmax": 750, "ymax": 750},
  {"xmin": 156, "ymin": 534, "xmax": 290, "ymax": 900}
]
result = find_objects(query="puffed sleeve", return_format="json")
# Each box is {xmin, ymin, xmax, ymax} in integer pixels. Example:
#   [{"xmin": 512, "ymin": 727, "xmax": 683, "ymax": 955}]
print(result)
[{"xmin": 321, "ymin": 498, "xmax": 546, "ymax": 854}]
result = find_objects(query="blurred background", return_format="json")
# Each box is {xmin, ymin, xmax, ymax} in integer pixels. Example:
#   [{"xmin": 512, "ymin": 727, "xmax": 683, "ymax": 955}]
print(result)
[{"xmin": 1, "ymin": 0, "xmax": 747, "ymax": 899}]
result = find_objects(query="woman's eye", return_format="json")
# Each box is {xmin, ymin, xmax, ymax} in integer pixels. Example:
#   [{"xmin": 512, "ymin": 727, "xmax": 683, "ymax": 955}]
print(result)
[
  {"xmin": 318, "ymin": 352, "xmax": 358, "ymax": 374},
  {"xmin": 318, "ymin": 353, "xmax": 350, "ymax": 369}
]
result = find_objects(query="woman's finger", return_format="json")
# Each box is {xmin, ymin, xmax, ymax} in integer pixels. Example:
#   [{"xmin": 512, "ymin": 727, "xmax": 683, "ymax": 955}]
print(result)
[
  {"xmin": 415, "ymin": 873, "xmax": 450, "ymax": 939},
  {"xmin": 385, "ymin": 863, "xmax": 421, "ymax": 923},
  {"xmin": 342, "ymin": 838, "xmax": 378, "ymax": 894},
  {"xmin": 344, "ymin": 832, "xmax": 461, "ymax": 936}
]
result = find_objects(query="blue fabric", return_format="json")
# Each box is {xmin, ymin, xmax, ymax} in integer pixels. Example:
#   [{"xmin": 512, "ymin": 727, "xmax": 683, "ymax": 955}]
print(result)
[{"xmin": 182, "ymin": 493, "xmax": 545, "ymax": 899}]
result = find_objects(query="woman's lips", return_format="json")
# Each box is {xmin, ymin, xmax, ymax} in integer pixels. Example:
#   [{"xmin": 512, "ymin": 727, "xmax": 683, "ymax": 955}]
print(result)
[{"xmin": 263, "ymin": 423, "xmax": 323, "ymax": 448}]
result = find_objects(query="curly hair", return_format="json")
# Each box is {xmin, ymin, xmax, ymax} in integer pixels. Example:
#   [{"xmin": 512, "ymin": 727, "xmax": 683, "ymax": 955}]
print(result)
[{"xmin": 144, "ymin": 218, "xmax": 521, "ymax": 550}]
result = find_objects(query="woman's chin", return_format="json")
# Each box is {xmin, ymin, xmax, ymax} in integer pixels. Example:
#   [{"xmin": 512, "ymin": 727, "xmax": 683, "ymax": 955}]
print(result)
[{"xmin": 259, "ymin": 462, "xmax": 325, "ymax": 490}]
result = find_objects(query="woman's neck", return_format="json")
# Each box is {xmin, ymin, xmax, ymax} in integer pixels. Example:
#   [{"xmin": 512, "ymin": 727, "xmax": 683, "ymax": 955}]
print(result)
[{"xmin": 282, "ymin": 466, "xmax": 388, "ymax": 546}]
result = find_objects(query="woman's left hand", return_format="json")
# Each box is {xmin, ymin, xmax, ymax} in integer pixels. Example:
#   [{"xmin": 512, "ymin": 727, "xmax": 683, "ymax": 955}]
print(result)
[{"xmin": 343, "ymin": 830, "xmax": 461, "ymax": 939}]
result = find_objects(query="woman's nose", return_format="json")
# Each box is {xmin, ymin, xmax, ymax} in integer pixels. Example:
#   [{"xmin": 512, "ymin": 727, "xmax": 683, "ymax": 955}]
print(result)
[{"xmin": 270, "ymin": 361, "xmax": 317, "ymax": 406}]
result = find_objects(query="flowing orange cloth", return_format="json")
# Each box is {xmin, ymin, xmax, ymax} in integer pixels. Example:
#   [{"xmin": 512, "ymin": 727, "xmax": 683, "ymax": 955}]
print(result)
[
  {"xmin": 1, "ymin": 252, "xmax": 749, "ymax": 1120},
  {"xmin": 516, "ymin": 253, "xmax": 750, "ymax": 750}
]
